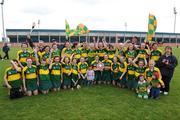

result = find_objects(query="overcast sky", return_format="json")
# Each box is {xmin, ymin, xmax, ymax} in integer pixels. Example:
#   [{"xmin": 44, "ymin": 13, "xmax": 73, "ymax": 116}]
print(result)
[{"xmin": 0, "ymin": 0, "xmax": 180, "ymax": 35}]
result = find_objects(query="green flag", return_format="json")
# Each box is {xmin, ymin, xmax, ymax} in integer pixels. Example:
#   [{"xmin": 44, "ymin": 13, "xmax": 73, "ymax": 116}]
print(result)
[
  {"xmin": 76, "ymin": 24, "xmax": 90, "ymax": 35},
  {"xmin": 65, "ymin": 19, "xmax": 70, "ymax": 37},
  {"xmin": 147, "ymin": 14, "xmax": 157, "ymax": 41},
  {"xmin": 65, "ymin": 20, "xmax": 90, "ymax": 37}
]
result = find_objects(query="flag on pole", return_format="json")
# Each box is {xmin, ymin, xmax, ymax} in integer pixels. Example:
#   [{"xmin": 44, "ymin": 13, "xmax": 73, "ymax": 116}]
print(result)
[
  {"xmin": 76, "ymin": 24, "xmax": 90, "ymax": 35},
  {"xmin": 65, "ymin": 19, "xmax": 70, "ymax": 37},
  {"xmin": 147, "ymin": 14, "xmax": 157, "ymax": 41},
  {"xmin": 65, "ymin": 20, "xmax": 90, "ymax": 37},
  {"xmin": 69, "ymin": 29, "xmax": 79, "ymax": 37}
]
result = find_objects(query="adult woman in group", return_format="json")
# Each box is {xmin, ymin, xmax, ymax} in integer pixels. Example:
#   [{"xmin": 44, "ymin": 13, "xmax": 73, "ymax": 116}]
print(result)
[{"xmin": 157, "ymin": 46, "xmax": 178, "ymax": 95}]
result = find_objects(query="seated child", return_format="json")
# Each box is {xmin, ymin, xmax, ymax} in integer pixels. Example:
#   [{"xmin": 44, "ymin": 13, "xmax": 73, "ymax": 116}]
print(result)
[{"xmin": 136, "ymin": 75, "xmax": 150, "ymax": 99}]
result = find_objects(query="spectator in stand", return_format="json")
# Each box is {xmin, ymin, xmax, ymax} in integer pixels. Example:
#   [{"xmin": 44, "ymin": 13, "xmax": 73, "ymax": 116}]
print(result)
[
  {"xmin": 2, "ymin": 43, "xmax": 10, "ymax": 60},
  {"xmin": 157, "ymin": 46, "xmax": 178, "ymax": 95}
]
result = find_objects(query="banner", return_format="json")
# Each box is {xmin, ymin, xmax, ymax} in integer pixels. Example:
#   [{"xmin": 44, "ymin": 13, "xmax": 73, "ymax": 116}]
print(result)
[
  {"xmin": 147, "ymin": 14, "xmax": 157, "ymax": 41},
  {"xmin": 65, "ymin": 20, "xmax": 90, "ymax": 37}
]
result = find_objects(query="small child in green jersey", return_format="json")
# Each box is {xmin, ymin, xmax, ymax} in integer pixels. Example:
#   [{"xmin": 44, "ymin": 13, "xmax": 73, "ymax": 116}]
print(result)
[{"xmin": 136, "ymin": 75, "xmax": 150, "ymax": 99}]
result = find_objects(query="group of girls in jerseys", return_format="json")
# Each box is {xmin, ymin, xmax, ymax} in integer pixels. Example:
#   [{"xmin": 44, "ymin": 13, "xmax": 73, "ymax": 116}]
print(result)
[{"xmin": 4, "ymin": 37, "xmax": 178, "ymax": 99}]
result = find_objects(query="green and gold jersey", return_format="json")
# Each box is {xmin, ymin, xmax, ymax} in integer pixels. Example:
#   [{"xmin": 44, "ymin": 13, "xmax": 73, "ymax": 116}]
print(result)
[
  {"xmin": 125, "ymin": 50, "xmax": 137, "ymax": 59},
  {"xmin": 4, "ymin": 67, "xmax": 22, "ymax": 81},
  {"xmin": 111, "ymin": 62, "xmax": 120, "ymax": 73},
  {"xmin": 22, "ymin": 65, "xmax": 37, "ymax": 79},
  {"xmin": 91, "ymin": 60, "xmax": 100, "ymax": 70},
  {"xmin": 119, "ymin": 61, "xmax": 127, "ymax": 73},
  {"xmin": 102, "ymin": 59, "xmax": 112, "ymax": 70},
  {"xmin": 150, "ymin": 49, "xmax": 162, "ymax": 62},
  {"xmin": 52, "ymin": 49, "xmax": 61, "ymax": 58},
  {"xmin": 50, "ymin": 63, "xmax": 61, "ymax": 75},
  {"xmin": 41, "ymin": 52, "xmax": 50, "ymax": 63},
  {"xmin": 62, "ymin": 48, "xmax": 74, "ymax": 58},
  {"xmin": 137, "ymin": 81, "xmax": 149, "ymax": 92},
  {"xmin": 17, "ymin": 50, "xmax": 31, "ymax": 66},
  {"xmin": 145, "ymin": 67, "xmax": 163, "ymax": 83},
  {"xmin": 41, "ymin": 52, "xmax": 50, "ymax": 59},
  {"xmin": 81, "ymin": 48, "xmax": 89, "ymax": 58},
  {"xmin": 78, "ymin": 62, "xmax": 88, "ymax": 74},
  {"xmin": 150, "ymin": 79, "xmax": 162, "ymax": 88},
  {"xmin": 107, "ymin": 50, "xmax": 116, "ymax": 60},
  {"xmin": 71, "ymin": 64, "xmax": 78, "ymax": 75},
  {"xmin": 127, "ymin": 64, "xmax": 136, "ymax": 76},
  {"xmin": 97, "ymin": 49, "xmax": 107, "ymax": 58},
  {"xmin": 88, "ymin": 49, "xmax": 96, "ymax": 58},
  {"xmin": 73, "ymin": 48, "xmax": 82, "ymax": 59},
  {"xmin": 117, "ymin": 49, "xmax": 125, "ymax": 57},
  {"xmin": 137, "ymin": 49, "xmax": 148, "ymax": 59},
  {"xmin": 135, "ymin": 66, "xmax": 146, "ymax": 78},
  {"xmin": 38, "ymin": 64, "xmax": 50, "ymax": 75},
  {"xmin": 62, "ymin": 63, "xmax": 72, "ymax": 74},
  {"xmin": 31, "ymin": 51, "xmax": 41, "ymax": 65}
]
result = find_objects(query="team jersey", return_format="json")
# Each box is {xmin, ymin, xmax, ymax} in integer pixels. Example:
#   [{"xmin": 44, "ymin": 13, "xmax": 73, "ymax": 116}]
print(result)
[
  {"xmin": 125, "ymin": 50, "xmax": 137, "ymax": 59},
  {"xmin": 119, "ymin": 61, "xmax": 127, "ymax": 73},
  {"xmin": 78, "ymin": 62, "xmax": 88, "ymax": 74},
  {"xmin": 137, "ymin": 49, "xmax": 148, "ymax": 59},
  {"xmin": 150, "ymin": 79, "xmax": 164, "ymax": 88},
  {"xmin": 38, "ymin": 65, "xmax": 50, "ymax": 75},
  {"xmin": 4, "ymin": 67, "xmax": 22, "ymax": 81},
  {"xmin": 50, "ymin": 63, "xmax": 61, "ymax": 75},
  {"xmin": 88, "ymin": 49, "xmax": 96, "ymax": 58},
  {"xmin": 62, "ymin": 48, "xmax": 73, "ymax": 58},
  {"xmin": 134, "ymin": 65, "xmax": 146, "ymax": 78},
  {"xmin": 73, "ymin": 48, "xmax": 82, "ymax": 59},
  {"xmin": 17, "ymin": 50, "xmax": 31, "ymax": 66},
  {"xmin": 102, "ymin": 59, "xmax": 112, "ymax": 70},
  {"xmin": 71, "ymin": 64, "xmax": 78, "ymax": 75},
  {"xmin": 62, "ymin": 63, "xmax": 72, "ymax": 74},
  {"xmin": 127, "ymin": 64, "xmax": 136, "ymax": 76},
  {"xmin": 144, "ymin": 67, "xmax": 164, "ymax": 85},
  {"xmin": 41, "ymin": 52, "xmax": 50, "ymax": 63},
  {"xmin": 111, "ymin": 62, "xmax": 120, "ymax": 73},
  {"xmin": 52, "ymin": 49, "xmax": 61, "ymax": 58},
  {"xmin": 117, "ymin": 49, "xmax": 125, "ymax": 57},
  {"xmin": 91, "ymin": 60, "xmax": 100, "ymax": 70},
  {"xmin": 150, "ymin": 49, "xmax": 162, "ymax": 62},
  {"xmin": 136, "ymin": 81, "xmax": 149, "ymax": 93},
  {"xmin": 81, "ymin": 48, "xmax": 88, "ymax": 58},
  {"xmin": 107, "ymin": 50, "xmax": 116, "ymax": 60},
  {"xmin": 31, "ymin": 51, "xmax": 41, "ymax": 65},
  {"xmin": 22, "ymin": 65, "xmax": 37, "ymax": 79},
  {"xmin": 97, "ymin": 49, "xmax": 107, "ymax": 58}
]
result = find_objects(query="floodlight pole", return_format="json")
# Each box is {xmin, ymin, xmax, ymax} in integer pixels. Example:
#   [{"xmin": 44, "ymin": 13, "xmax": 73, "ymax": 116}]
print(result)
[
  {"xmin": 1, "ymin": 0, "xmax": 5, "ymax": 42},
  {"xmin": 124, "ymin": 22, "xmax": 127, "ymax": 42},
  {"xmin": 173, "ymin": 7, "xmax": 177, "ymax": 33}
]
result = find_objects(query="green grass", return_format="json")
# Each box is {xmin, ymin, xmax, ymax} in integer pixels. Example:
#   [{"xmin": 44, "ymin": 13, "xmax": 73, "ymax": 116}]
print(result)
[{"xmin": 0, "ymin": 47, "xmax": 180, "ymax": 120}]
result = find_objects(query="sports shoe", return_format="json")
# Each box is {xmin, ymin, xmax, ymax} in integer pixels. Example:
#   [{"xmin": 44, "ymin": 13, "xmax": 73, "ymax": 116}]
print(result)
[{"xmin": 164, "ymin": 92, "xmax": 169, "ymax": 95}]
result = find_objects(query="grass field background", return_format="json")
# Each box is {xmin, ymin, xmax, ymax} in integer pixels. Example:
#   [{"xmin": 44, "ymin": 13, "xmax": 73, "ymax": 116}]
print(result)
[{"xmin": 0, "ymin": 47, "xmax": 180, "ymax": 120}]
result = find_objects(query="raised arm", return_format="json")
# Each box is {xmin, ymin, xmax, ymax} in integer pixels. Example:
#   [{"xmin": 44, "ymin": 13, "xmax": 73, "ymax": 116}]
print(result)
[
  {"xmin": 10, "ymin": 60, "xmax": 21, "ymax": 72},
  {"xmin": 34, "ymin": 48, "xmax": 40, "ymax": 65}
]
